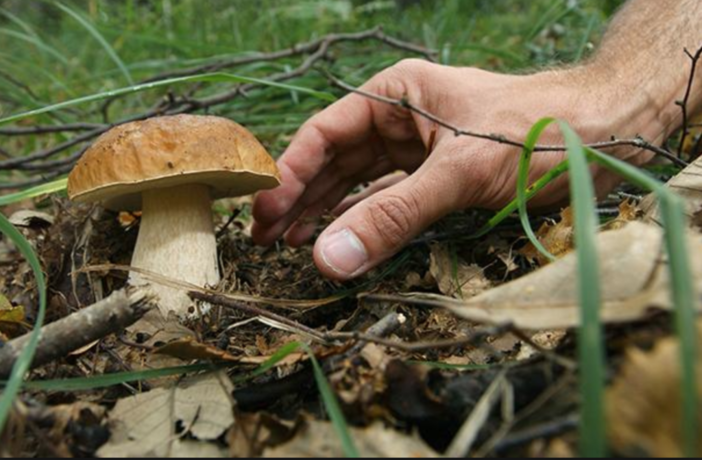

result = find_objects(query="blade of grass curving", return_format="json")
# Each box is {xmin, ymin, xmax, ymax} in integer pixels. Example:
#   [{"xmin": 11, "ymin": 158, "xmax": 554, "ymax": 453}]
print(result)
[
  {"xmin": 0, "ymin": 72, "xmax": 336, "ymax": 127},
  {"xmin": 585, "ymin": 146, "xmax": 698, "ymax": 457},
  {"xmin": 0, "ymin": 340, "xmax": 305, "ymax": 392},
  {"xmin": 300, "ymin": 343, "xmax": 359, "ymax": 458},
  {"xmin": 516, "ymin": 117, "xmax": 558, "ymax": 261},
  {"xmin": 469, "ymin": 158, "xmax": 570, "ymax": 239},
  {"xmin": 558, "ymin": 121, "xmax": 606, "ymax": 457},
  {"xmin": 0, "ymin": 177, "xmax": 68, "ymax": 207},
  {"xmin": 0, "ymin": 214, "xmax": 47, "ymax": 433},
  {"xmin": 0, "ymin": 28, "xmax": 69, "ymax": 65},
  {"xmin": 55, "ymin": 2, "xmax": 135, "ymax": 87}
]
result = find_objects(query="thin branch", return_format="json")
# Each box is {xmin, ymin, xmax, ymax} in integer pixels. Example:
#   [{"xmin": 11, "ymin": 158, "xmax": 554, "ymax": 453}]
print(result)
[
  {"xmin": 0, "ymin": 122, "xmax": 105, "ymax": 136},
  {"xmin": 0, "ymin": 288, "xmax": 154, "ymax": 377},
  {"xmin": 325, "ymin": 71, "xmax": 689, "ymax": 168},
  {"xmin": 677, "ymin": 45, "xmax": 702, "ymax": 158},
  {"xmin": 142, "ymin": 26, "xmax": 436, "ymax": 84}
]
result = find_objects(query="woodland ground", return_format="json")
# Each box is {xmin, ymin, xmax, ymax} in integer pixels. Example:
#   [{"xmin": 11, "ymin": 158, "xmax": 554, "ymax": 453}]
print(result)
[{"xmin": 2, "ymin": 0, "xmax": 700, "ymax": 458}]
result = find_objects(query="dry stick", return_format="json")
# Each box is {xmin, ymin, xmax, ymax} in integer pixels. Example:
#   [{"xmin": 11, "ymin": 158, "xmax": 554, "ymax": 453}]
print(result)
[
  {"xmin": 362, "ymin": 293, "xmax": 576, "ymax": 368},
  {"xmin": 0, "ymin": 122, "xmax": 105, "ymax": 136},
  {"xmin": 678, "ymin": 46, "xmax": 702, "ymax": 159},
  {"xmin": 142, "ymin": 26, "xmax": 437, "ymax": 84},
  {"xmin": 0, "ymin": 288, "xmax": 153, "ymax": 378},
  {"xmin": 189, "ymin": 289, "xmax": 506, "ymax": 356},
  {"xmin": 325, "ymin": 72, "xmax": 689, "ymax": 168},
  {"xmin": 0, "ymin": 29, "xmax": 434, "ymax": 178}
]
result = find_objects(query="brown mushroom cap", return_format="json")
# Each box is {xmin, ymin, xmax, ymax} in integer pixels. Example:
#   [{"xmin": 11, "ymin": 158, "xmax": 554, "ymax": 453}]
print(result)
[{"xmin": 67, "ymin": 114, "xmax": 281, "ymax": 210}]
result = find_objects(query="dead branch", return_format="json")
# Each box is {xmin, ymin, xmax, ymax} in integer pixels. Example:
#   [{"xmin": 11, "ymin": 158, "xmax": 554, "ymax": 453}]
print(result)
[
  {"xmin": 142, "ymin": 26, "xmax": 436, "ymax": 84},
  {"xmin": 0, "ymin": 288, "xmax": 154, "ymax": 378},
  {"xmin": 678, "ymin": 46, "xmax": 702, "ymax": 158},
  {"xmin": 0, "ymin": 28, "xmax": 436, "ymax": 185},
  {"xmin": 325, "ymin": 71, "xmax": 690, "ymax": 168}
]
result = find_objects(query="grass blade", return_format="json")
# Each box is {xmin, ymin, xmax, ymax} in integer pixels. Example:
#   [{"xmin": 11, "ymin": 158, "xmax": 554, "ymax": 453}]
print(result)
[
  {"xmin": 0, "ymin": 28, "xmax": 69, "ymax": 65},
  {"xmin": 516, "ymin": 117, "xmax": 558, "ymax": 261},
  {"xmin": 558, "ymin": 121, "xmax": 606, "ymax": 457},
  {"xmin": 0, "ymin": 72, "xmax": 336, "ymax": 127},
  {"xmin": 0, "ymin": 341, "xmax": 305, "ymax": 392},
  {"xmin": 55, "ymin": 2, "xmax": 135, "ymax": 87},
  {"xmin": 0, "ymin": 214, "xmax": 47, "ymax": 433},
  {"xmin": 0, "ymin": 177, "xmax": 68, "ymax": 207},
  {"xmin": 585, "ymin": 147, "xmax": 698, "ymax": 456},
  {"xmin": 300, "ymin": 343, "xmax": 359, "ymax": 458}
]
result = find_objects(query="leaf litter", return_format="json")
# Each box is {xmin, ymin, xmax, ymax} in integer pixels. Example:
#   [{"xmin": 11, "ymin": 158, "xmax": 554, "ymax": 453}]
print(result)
[{"xmin": 1, "ymin": 157, "xmax": 701, "ymax": 457}]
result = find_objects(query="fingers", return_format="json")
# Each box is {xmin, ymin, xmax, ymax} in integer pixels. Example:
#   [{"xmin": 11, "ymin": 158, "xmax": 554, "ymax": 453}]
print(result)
[
  {"xmin": 312, "ymin": 156, "xmax": 464, "ymax": 280},
  {"xmin": 284, "ymin": 171, "xmax": 409, "ymax": 247},
  {"xmin": 252, "ymin": 59, "xmax": 433, "ymax": 244}
]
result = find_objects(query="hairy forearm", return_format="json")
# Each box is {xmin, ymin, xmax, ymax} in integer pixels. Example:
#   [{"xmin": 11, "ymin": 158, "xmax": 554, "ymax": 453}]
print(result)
[{"xmin": 587, "ymin": 0, "xmax": 702, "ymax": 141}]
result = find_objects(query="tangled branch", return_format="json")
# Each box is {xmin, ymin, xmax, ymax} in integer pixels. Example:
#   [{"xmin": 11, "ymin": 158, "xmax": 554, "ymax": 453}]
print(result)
[{"xmin": 0, "ymin": 27, "xmax": 436, "ymax": 189}]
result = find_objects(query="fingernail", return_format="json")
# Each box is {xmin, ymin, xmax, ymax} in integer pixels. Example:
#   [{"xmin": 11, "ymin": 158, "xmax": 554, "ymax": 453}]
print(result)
[{"xmin": 319, "ymin": 228, "xmax": 368, "ymax": 277}]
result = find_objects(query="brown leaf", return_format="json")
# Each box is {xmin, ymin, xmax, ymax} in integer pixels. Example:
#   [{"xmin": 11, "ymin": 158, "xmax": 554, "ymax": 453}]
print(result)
[
  {"xmin": 154, "ymin": 337, "xmax": 239, "ymax": 362},
  {"xmin": 641, "ymin": 153, "xmax": 702, "ymax": 225},
  {"xmin": 98, "ymin": 372, "xmax": 235, "ymax": 457},
  {"xmin": 263, "ymin": 418, "xmax": 437, "ymax": 457},
  {"xmin": 423, "ymin": 222, "xmax": 702, "ymax": 329},
  {"xmin": 429, "ymin": 243, "xmax": 491, "ymax": 299},
  {"xmin": 607, "ymin": 322, "xmax": 702, "ymax": 456},
  {"xmin": 519, "ymin": 207, "xmax": 574, "ymax": 265}
]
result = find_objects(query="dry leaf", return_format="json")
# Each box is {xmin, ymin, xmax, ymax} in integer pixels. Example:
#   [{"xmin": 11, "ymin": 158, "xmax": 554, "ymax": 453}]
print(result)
[
  {"xmin": 429, "ymin": 243, "xmax": 491, "ymax": 298},
  {"xmin": 520, "ymin": 207, "xmax": 574, "ymax": 265},
  {"xmin": 263, "ymin": 419, "xmax": 437, "ymax": 457},
  {"xmin": 603, "ymin": 199, "xmax": 639, "ymax": 230},
  {"xmin": 8, "ymin": 209, "xmax": 54, "ymax": 228},
  {"xmin": 98, "ymin": 372, "xmax": 235, "ymax": 457},
  {"xmin": 154, "ymin": 337, "xmax": 239, "ymax": 362},
  {"xmin": 421, "ymin": 222, "xmax": 702, "ymax": 329},
  {"xmin": 641, "ymin": 154, "xmax": 702, "ymax": 224},
  {"xmin": 607, "ymin": 322, "xmax": 702, "ymax": 457},
  {"xmin": 0, "ymin": 293, "xmax": 25, "ymax": 336}
]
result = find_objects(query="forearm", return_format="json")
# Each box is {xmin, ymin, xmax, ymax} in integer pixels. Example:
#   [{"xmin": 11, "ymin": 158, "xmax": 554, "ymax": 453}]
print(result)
[{"xmin": 585, "ymin": 0, "xmax": 702, "ymax": 144}]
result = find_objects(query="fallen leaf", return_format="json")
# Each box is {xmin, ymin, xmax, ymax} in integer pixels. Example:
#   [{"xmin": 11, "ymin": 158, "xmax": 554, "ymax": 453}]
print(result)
[
  {"xmin": 602, "ymin": 199, "xmax": 639, "ymax": 230},
  {"xmin": 98, "ymin": 372, "xmax": 235, "ymax": 457},
  {"xmin": 607, "ymin": 321, "xmax": 702, "ymax": 457},
  {"xmin": 419, "ymin": 222, "xmax": 702, "ymax": 329},
  {"xmin": 263, "ymin": 419, "xmax": 437, "ymax": 457},
  {"xmin": 8, "ymin": 209, "xmax": 54, "ymax": 228},
  {"xmin": 0, "ymin": 293, "xmax": 25, "ymax": 336},
  {"xmin": 154, "ymin": 337, "xmax": 239, "ymax": 362},
  {"xmin": 429, "ymin": 243, "xmax": 491, "ymax": 298},
  {"xmin": 519, "ymin": 207, "xmax": 574, "ymax": 265},
  {"xmin": 641, "ymin": 154, "xmax": 702, "ymax": 224}
]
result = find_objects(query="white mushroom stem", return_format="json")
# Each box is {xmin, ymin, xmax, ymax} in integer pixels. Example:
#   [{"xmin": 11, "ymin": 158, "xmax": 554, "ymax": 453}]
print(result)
[{"xmin": 128, "ymin": 184, "xmax": 219, "ymax": 317}]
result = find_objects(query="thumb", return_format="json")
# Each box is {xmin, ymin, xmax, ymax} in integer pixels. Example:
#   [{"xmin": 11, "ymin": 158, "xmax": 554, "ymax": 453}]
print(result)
[{"xmin": 313, "ymin": 162, "xmax": 459, "ymax": 280}]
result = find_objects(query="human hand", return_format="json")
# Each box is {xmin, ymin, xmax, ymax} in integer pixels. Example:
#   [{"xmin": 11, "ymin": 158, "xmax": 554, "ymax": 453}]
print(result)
[{"xmin": 252, "ymin": 59, "xmax": 664, "ymax": 280}]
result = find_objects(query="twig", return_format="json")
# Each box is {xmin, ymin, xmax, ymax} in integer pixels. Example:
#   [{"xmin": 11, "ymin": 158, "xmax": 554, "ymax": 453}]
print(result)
[
  {"xmin": 0, "ymin": 288, "xmax": 154, "ymax": 378},
  {"xmin": 491, "ymin": 414, "xmax": 578, "ymax": 454},
  {"xmin": 143, "ymin": 26, "xmax": 436, "ymax": 84},
  {"xmin": 677, "ymin": 45, "xmax": 702, "ymax": 158},
  {"xmin": 0, "ymin": 122, "xmax": 105, "ymax": 136},
  {"xmin": 0, "ymin": 28, "xmax": 435, "ymax": 182},
  {"xmin": 325, "ymin": 72, "xmax": 689, "ymax": 168}
]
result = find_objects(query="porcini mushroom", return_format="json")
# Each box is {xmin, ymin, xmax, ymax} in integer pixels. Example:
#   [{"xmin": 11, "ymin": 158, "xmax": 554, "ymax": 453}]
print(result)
[{"xmin": 67, "ymin": 114, "xmax": 280, "ymax": 317}]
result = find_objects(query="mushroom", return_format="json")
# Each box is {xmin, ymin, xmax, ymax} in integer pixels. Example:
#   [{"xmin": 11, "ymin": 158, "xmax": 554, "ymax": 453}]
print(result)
[{"xmin": 67, "ymin": 114, "xmax": 280, "ymax": 317}]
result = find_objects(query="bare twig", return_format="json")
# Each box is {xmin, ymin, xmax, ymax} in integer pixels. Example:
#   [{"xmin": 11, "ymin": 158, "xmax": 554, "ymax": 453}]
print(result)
[
  {"xmin": 0, "ymin": 122, "xmax": 104, "ymax": 136},
  {"xmin": 678, "ymin": 45, "xmax": 702, "ymax": 158},
  {"xmin": 325, "ymin": 71, "xmax": 689, "ymax": 168},
  {"xmin": 142, "ymin": 26, "xmax": 436, "ymax": 84},
  {"xmin": 0, "ymin": 28, "xmax": 435, "ymax": 182},
  {"xmin": 0, "ymin": 288, "xmax": 154, "ymax": 378}
]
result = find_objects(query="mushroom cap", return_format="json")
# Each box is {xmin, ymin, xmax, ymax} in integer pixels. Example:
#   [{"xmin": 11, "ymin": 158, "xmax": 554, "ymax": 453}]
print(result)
[{"xmin": 67, "ymin": 114, "xmax": 281, "ymax": 210}]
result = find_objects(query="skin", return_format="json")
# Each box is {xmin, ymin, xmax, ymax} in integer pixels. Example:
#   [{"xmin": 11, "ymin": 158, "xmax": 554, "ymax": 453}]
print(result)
[{"xmin": 253, "ymin": 0, "xmax": 702, "ymax": 280}]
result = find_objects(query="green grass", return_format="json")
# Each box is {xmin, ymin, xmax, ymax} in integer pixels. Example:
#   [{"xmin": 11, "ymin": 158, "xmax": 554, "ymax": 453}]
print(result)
[{"xmin": 9, "ymin": 0, "xmax": 695, "ymax": 457}]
